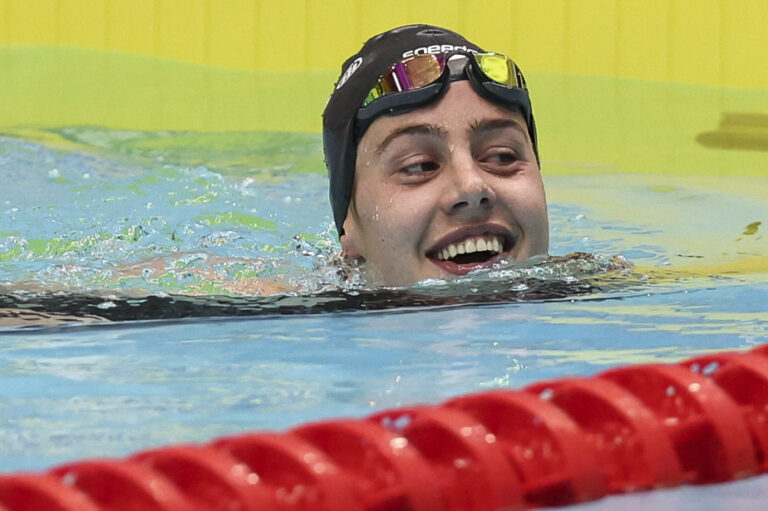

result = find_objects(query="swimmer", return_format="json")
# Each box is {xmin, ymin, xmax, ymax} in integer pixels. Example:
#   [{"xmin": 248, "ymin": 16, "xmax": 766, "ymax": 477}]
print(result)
[
  {"xmin": 95, "ymin": 24, "xmax": 550, "ymax": 296},
  {"xmin": 102, "ymin": 24, "xmax": 550, "ymax": 296},
  {"xmin": 324, "ymin": 25, "xmax": 549, "ymax": 287}
]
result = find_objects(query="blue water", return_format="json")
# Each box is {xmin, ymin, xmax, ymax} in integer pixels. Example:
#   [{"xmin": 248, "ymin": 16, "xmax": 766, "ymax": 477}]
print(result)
[{"xmin": 1, "ymin": 129, "xmax": 767, "ymax": 509}]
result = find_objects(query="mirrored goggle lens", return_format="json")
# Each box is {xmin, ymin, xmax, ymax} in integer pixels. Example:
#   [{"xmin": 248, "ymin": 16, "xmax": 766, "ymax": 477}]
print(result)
[
  {"xmin": 363, "ymin": 54, "xmax": 446, "ymax": 106},
  {"xmin": 362, "ymin": 52, "xmax": 525, "ymax": 108},
  {"xmin": 474, "ymin": 53, "xmax": 524, "ymax": 88}
]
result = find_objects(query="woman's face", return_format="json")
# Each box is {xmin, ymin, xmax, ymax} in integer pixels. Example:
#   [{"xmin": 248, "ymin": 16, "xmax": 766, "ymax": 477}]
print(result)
[{"xmin": 341, "ymin": 81, "xmax": 549, "ymax": 287}]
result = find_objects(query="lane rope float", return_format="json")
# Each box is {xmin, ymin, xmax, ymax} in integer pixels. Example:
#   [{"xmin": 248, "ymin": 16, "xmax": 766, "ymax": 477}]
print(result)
[{"xmin": 2, "ymin": 344, "xmax": 768, "ymax": 510}]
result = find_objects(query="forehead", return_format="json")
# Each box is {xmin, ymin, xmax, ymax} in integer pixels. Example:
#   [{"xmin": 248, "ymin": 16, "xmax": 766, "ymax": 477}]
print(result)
[{"xmin": 358, "ymin": 81, "xmax": 528, "ymax": 151}]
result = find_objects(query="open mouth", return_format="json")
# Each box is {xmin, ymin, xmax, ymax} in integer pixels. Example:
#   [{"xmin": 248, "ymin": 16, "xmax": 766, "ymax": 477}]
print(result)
[{"xmin": 427, "ymin": 234, "xmax": 512, "ymax": 273}]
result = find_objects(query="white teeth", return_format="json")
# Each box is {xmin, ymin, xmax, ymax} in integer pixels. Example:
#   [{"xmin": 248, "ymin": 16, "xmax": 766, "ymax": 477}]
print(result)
[{"xmin": 434, "ymin": 235, "xmax": 505, "ymax": 261}]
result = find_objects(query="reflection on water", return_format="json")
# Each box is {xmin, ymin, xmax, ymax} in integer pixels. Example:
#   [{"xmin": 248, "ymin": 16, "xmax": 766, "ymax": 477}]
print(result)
[{"xmin": 0, "ymin": 131, "xmax": 327, "ymax": 296}]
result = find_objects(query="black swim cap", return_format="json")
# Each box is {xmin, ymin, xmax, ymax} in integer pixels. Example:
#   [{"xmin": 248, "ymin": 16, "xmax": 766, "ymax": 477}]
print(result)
[{"xmin": 323, "ymin": 24, "xmax": 533, "ymax": 236}]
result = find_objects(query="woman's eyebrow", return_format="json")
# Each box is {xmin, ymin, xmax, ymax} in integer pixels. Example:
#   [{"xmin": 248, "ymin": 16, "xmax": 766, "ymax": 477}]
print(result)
[
  {"xmin": 469, "ymin": 119, "xmax": 529, "ymax": 142},
  {"xmin": 376, "ymin": 123, "xmax": 446, "ymax": 155}
]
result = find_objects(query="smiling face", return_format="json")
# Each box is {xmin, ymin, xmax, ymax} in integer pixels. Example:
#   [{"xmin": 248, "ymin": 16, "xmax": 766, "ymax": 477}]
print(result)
[{"xmin": 340, "ymin": 81, "xmax": 549, "ymax": 287}]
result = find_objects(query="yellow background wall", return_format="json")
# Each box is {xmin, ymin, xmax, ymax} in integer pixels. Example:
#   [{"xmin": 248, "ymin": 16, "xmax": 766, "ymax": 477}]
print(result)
[
  {"xmin": 1, "ymin": 0, "xmax": 767, "ymax": 89},
  {"xmin": 1, "ymin": 0, "xmax": 767, "ymax": 181}
]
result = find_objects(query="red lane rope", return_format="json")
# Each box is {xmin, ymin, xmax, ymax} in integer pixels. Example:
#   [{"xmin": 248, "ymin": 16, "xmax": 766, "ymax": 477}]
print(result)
[{"xmin": 2, "ymin": 345, "xmax": 768, "ymax": 510}]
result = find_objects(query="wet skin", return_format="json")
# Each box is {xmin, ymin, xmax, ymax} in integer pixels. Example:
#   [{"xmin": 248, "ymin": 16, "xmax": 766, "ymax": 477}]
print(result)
[{"xmin": 341, "ymin": 81, "xmax": 549, "ymax": 287}]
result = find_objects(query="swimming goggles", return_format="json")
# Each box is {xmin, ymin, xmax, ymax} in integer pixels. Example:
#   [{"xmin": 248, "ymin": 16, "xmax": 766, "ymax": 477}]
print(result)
[{"xmin": 355, "ymin": 51, "xmax": 536, "ymax": 153}]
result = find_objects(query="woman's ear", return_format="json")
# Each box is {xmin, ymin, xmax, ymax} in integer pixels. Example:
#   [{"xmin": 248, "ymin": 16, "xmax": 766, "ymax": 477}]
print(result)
[{"xmin": 340, "ymin": 214, "xmax": 362, "ymax": 260}]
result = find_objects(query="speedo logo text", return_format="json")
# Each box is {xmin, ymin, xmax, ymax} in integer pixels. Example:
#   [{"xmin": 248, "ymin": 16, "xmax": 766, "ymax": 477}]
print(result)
[{"xmin": 401, "ymin": 44, "xmax": 478, "ymax": 58}]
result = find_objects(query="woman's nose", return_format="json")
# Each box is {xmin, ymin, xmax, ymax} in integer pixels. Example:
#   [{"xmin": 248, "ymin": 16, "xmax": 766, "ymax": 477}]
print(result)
[{"xmin": 443, "ymin": 155, "xmax": 496, "ymax": 217}]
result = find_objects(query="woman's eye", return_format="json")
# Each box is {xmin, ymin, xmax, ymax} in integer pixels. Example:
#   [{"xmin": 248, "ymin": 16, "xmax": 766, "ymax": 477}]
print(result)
[
  {"xmin": 482, "ymin": 150, "xmax": 519, "ymax": 165},
  {"xmin": 400, "ymin": 161, "xmax": 439, "ymax": 175}
]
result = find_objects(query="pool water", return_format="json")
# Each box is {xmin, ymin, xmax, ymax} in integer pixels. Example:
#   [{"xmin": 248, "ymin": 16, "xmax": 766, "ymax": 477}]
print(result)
[
  {"xmin": 0, "ymin": 61, "xmax": 767, "ymax": 508},
  {"xmin": 1, "ymin": 126, "xmax": 766, "ymax": 467}
]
